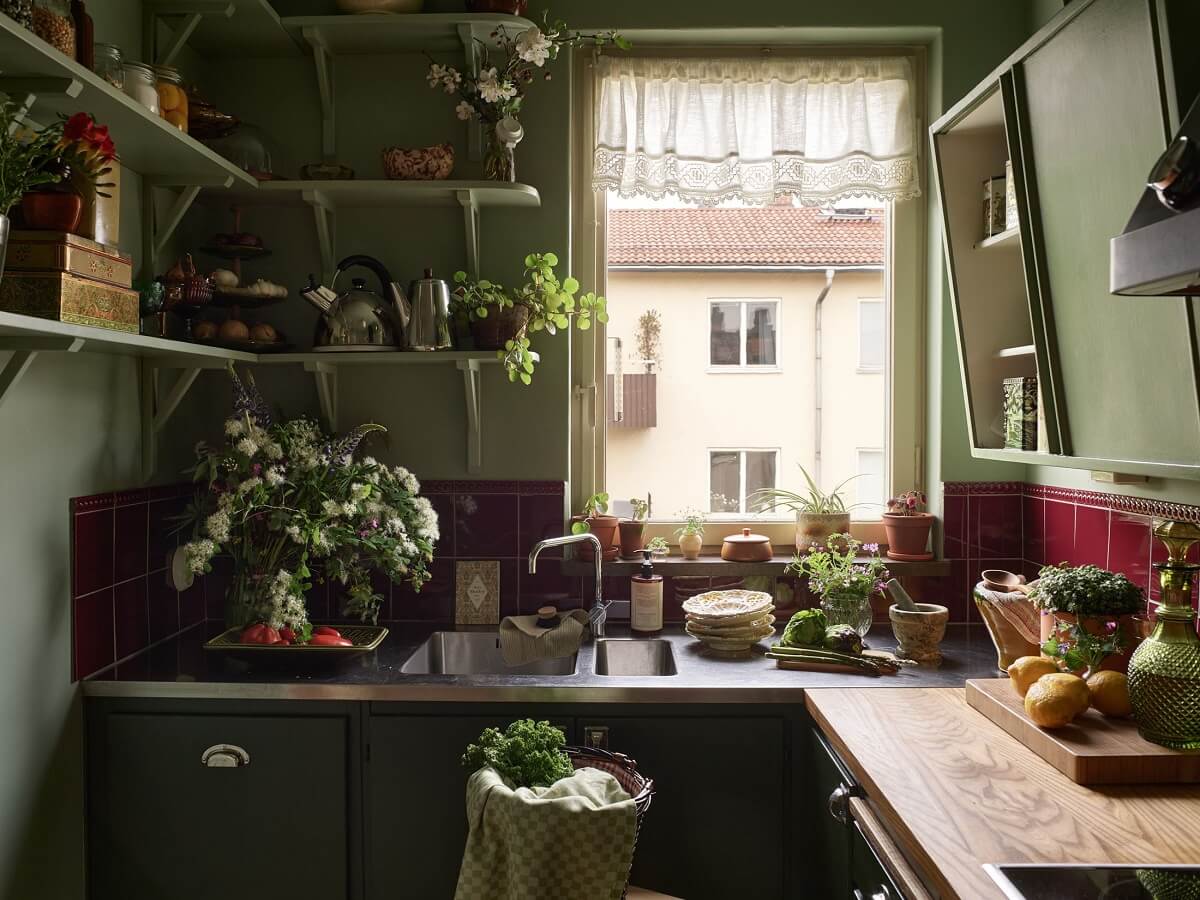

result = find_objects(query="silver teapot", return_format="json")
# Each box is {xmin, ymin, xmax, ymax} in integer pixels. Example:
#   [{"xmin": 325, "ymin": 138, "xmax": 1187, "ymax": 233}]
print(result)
[
  {"xmin": 399, "ymin": 268, "xmax": 453, "ymax": 351},
  {"xmin": 304, "ymin": 255, "xmax": 403, "ymax": 351}
]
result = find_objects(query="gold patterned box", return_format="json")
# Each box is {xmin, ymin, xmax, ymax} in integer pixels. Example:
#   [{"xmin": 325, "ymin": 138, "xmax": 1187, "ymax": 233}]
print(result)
[
  {"xmin": 0, "ymin": 271, "xmax": 139, "ymax": 333},
  {"xmin": 455, "ymin": 560, "xmax": 500, "ymax": 625},
  {"xmin": 6, "ymin": 230, "xmax": 132, "ymax": 289}
]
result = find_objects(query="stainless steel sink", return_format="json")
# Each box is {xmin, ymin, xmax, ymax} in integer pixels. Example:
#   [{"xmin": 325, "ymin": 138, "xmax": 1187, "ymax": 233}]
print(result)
[
  {"xmin": 400, "ymin": 632, "xmax": 577, "ymax": 676},
  {"xmin": 593, "ymin": 639, "xmax": 677, "ymax": 676}
]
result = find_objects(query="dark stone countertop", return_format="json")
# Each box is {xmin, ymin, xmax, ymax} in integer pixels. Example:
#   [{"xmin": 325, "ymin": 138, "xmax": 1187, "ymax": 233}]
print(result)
[{"xmin": 82, "ymin": 622, "xmax": 1004, "ymax": 703}]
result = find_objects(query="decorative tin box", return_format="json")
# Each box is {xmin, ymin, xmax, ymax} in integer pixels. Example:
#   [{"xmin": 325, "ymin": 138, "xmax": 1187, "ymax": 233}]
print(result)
[
  {"xmin": 0, "ymin": 270, "xmax": 139, "ymax": 333},
  {"xmin": 983, "ymin": 174, "xmax": 1007, "ymax": 237},
  {"xmin": 1004, "ymin": 160, "xmax": 1019, "ymax": 231},
  {"xmin": 5, "ymin": 230, "xmax": 132, "ymax": 289},
  {"xmin": 1003, "ymin": 376, "xmax": 1038, "ymax": 451}
]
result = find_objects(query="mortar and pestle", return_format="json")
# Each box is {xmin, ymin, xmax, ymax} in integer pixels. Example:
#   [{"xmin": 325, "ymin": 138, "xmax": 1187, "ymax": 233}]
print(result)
[{"xmin": 886, "ymin": 579, "xmax": 949, "ymax": 666}]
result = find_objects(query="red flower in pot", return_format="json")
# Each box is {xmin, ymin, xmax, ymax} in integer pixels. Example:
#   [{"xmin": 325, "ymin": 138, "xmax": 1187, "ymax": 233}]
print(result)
[{"xmin": 881, "ymin": 490, "xmax": 934, "ymax": 561}]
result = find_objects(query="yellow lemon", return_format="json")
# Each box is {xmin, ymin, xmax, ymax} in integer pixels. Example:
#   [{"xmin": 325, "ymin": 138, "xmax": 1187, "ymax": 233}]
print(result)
[
  {"xmin": 1007, "ymin": 656, "xmax": 1060, "ymax": 697},
  {"xmin": 1024, "ymin": 673, "xmax": 1090, "ymax": 728},
  {"xmin": 1086, "ymin": 670, "xmax": 1134, "ymax": 718}
]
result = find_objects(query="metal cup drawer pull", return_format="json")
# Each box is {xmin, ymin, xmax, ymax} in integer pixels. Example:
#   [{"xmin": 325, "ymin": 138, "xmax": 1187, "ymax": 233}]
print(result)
[
  {"xmin": 201, "ymin": 744, "xmax": 251, "ymax": 768},
  {"xmin": 828, "ymin": 783, "xmax": 852, "ymax": 824}
]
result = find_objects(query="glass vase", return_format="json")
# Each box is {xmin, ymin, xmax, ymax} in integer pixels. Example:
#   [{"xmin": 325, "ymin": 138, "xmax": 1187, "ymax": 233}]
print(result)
[
  {"xmin": 482, "ymin": 129, "xmax": 515, "ymax": 182},
  {"xmin": 224, "ymin": 564, "xmax": 263, "ymax": 630},
  {"xmin": 1128, "ymin": 519, "xmax": 1200, "ymax": 750},
  {"xmin": 820, "ymin": 590, "xmax": 874, "ymax": 637}
]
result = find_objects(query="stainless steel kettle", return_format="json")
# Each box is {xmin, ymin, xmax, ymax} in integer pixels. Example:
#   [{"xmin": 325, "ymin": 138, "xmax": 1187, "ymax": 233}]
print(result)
[
  {"xmin": 303, "ymin": 255, "xmax": 404, "ymax": 351},
  {"xmin": 398, "ymin": 268, "xmax": 453, "ymax": 351}
]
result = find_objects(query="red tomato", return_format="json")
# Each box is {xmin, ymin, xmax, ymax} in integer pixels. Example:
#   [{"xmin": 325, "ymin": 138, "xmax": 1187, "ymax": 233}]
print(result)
[
  {"xmin": 313, "ymin": 626, "xmax": 341, "ymax": 638},
  {"xmin": 309, "ymin": 634, "xmax": 353, "ymax": 647},
  {"xmin": 279, "ymin": 627, "xmax": 296, "ymax": 643},
  {"xmin": 240, "ymin": 624, "xmax": 267, "ymax": 645}
]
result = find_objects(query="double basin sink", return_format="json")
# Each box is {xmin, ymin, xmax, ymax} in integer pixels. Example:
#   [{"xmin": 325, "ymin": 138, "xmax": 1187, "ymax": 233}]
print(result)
[{"xmin": 399, "ymin": 631, "xmax": 677, "ymax": 677}]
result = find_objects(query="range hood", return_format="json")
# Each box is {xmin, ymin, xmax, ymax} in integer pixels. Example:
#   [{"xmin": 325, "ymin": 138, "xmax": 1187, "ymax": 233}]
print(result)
[{"xmin": 1111, "ymin": 96, "xmax": 1200, "ymax": 296}]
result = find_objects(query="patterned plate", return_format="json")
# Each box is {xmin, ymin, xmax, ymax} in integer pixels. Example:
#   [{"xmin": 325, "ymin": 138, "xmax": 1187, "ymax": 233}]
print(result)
[
  {"xmin": 685, "ymin": 623, "xmax": 774, "ymax": 651},
  {"xmin": 682, "ymin": 590, "xmax": 774, "ymax": 620},
  {"xmin": 685, "ymin": 615, "xmax": 776, "ymax": 638}
]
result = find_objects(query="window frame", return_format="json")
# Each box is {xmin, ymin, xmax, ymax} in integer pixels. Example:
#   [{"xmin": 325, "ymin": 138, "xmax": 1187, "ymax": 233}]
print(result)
[
  {"xmin": 707, "ymin": 297, "xmax": 783, "ymax": 372},
  {"xmin": 571, "ymin": 45, "xmax": 927, "ymax": 550},
  {"xmin": 854, "ymin": 446, "xmax": 887, "ymax": 511},
  {"xmin": 856, "ymin": 298, "xmax": 885, "ymax": 373},
  {"xmin": 706, "ymin": 447, "xmax": 782, "ymax": 517}
]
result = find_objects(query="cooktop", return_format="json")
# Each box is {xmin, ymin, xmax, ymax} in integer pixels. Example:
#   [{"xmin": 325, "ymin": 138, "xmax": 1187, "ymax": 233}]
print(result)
[{"xmin": 985, "ymin": 865, "xmax": 1200, "ymax": 900}]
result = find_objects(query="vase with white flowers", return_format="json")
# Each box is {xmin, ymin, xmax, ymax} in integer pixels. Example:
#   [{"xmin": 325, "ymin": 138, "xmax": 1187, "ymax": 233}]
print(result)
[
  {"xmin": 183, "ymin": 367, "xmax": 438, "ymax": 637},
  {"xmin": 426, "ymin": 12, "xmax": 627, "ymax": 180}
]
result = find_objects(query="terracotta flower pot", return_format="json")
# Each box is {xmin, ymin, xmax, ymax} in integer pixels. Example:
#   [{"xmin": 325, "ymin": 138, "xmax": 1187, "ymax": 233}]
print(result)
[
  {"xmin": 882, "ymin": 512, "xmax": 934, "ymax": 560},
  {"xmin": 20, "ymin": 191, "xmax": 83, "ymax": 233},
  {"xmin": 1051, "ymin": 611, "xmax": 1142, "ymax": 674},
  {"xmin": 586, "ymin": 514, "xmax": 620, "ymax": 562},
  {"xmin": 795, "ymin": 512, "xmax": 850, "ymax": 552},
  {"xmin": 470, "ymin": 304, "xmax": 529, "ymax": 351},
  {"xmin": 618, "ymin": 520, "xmax": 645, "ymax": 559}
]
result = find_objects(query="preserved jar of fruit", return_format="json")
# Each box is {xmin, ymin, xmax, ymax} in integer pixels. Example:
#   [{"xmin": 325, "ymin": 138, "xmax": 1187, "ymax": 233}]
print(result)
[
  {"xmin": 152, "ymin": 64, "xmax": 188, "ymax": 133},
  {"xmin": 121, "ymin": 61, "xmax": 159, "ymax": 115},
  {"xmin": 32, "ymin": 0, "xmax": 75, "ymax": 57},
  {"xmin": 93, "ymin": 43, "xmax": 123, "ymax": 89}
]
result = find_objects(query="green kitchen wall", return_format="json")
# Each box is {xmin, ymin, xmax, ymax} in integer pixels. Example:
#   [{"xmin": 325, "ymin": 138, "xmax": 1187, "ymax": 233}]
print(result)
[{"xmin": 0, "ymin": 1, "xmax": 1068, "ymax": 897}]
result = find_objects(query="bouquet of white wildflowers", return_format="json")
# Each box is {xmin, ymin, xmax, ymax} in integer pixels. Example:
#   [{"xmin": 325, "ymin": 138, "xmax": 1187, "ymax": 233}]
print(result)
[{"xmin": 183, "ymin": 368, "xmax": 437, "ymax": 636}]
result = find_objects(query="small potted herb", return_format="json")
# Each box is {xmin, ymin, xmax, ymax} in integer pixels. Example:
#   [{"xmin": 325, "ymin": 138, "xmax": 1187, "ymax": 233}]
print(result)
[
  {"xmin": 1030, "ymin": 564, "xmax": 1145, "ymax": 672},
  {"xmin": 882, "ymin": 490, "xmax": 934, "ymax": 561},
  {"xmin": 674, "ymin": 508, "xmax": 705, "ymax": 560},
  {"xmin": 569, "ymin": 492, "xmax": 617, "ymax": 560},
  {"xmin": 750, "ymin": 464, "xmax": 859, "ymax": 551},
  {"xmin": 788, "ymin": 535, "xmax": 890, "ymax": 637},
  {"xmin": 646, "ymin": 536, "xmax": 670, "ymax": 558},
  {"xmin": 619, "ymin": 497, "xmax": 649, "ymax": 559}
]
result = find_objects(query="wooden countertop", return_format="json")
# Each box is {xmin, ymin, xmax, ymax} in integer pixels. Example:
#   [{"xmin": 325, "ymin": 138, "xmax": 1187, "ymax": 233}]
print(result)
[{"xmin": 806, "ymin": 687, "xmax": 1200, "ymax": 900}]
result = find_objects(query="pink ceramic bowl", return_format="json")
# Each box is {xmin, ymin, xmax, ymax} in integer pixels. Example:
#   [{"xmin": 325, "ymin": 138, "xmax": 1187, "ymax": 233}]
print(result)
[{"xmin": 381, "ymin": 143, "xmax": 454, "ymax": 180}]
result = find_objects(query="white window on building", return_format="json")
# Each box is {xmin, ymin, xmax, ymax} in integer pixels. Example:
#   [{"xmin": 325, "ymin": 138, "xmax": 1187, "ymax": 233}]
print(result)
[
  {"xmin": 709, "ymin": 299, "xmax": 779, "ymax": 368},
  {"xmin": 709, "ymin": 449, "xmax": 779, "ymax": 515},
  {"xmin": 857, "ymin": 299, "xmax": 885, "ymax": 371},
  {"xmin": 856, "ymin": 448, "xmax": 885, "ymax": 512}
]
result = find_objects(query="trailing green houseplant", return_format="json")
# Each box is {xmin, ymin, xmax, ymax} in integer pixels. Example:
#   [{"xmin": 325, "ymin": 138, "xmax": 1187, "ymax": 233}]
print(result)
[
  {"xmin": 750, "ymin": 464, "xmax": 861, "ymax": 551},
  {"xmin": 452, "ymin": 252, "xmax": 608, "ymax": 385}
]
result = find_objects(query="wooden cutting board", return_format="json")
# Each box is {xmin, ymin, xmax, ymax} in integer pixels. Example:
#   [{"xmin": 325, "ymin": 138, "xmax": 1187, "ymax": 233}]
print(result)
[{"xmin": 965, "ymin": 678, "xmax": 1200, "ymax": 784}]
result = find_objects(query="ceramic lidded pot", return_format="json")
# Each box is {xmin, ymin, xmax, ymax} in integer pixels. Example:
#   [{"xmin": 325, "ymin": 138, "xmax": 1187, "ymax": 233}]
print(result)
[{"xmin": 720, "ymin": 528, "xmax": 773, "ymax": 563}]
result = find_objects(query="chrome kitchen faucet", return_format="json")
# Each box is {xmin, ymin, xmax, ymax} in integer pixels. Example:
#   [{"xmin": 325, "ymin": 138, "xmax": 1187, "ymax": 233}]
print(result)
[{"xmin": 528, "ymin": 533, "xmax": 609, "ymax": 638}]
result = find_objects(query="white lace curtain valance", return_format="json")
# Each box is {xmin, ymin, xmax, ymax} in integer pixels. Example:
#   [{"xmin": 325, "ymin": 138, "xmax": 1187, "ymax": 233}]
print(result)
[{"xmin": 592, "ymin": 56, "xmax": 920, "ymax": 207}]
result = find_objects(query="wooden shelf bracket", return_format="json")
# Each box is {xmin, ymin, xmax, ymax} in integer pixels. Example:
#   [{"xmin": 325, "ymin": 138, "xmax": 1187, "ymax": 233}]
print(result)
[
  {"xmin": 0, "ymin": 336, "xmax": 85, "ymax": 411},
  {"xmin": 456, "ymin": 358, "xmax": 482, "ymax": 473},
  {"xmin": 304, "ymin": 360, "xmax": 338, "ymax": 433},
  {"xmin": 145, "ymin": 0, "xmax": 235, "ymax": 66}
]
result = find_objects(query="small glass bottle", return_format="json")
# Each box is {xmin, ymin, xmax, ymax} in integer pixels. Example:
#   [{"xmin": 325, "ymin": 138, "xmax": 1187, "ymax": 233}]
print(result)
[
  {"xmin": 121, "ymin": 61, "xmax": 159, "ymax": 116},
  {"xmin": 93, "ymin": 43, "xmax": 123, "ymax": 89},
  {"xmin": 32, "ymin": 0, "xmax": 75, "ymax": 57},
  {"xmin": 152, "ymin": 64, "xmax": 189, "ymax": 133}
]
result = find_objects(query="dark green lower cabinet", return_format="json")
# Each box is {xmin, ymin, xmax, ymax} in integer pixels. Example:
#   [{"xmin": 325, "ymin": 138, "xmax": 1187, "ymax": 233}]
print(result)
[
  {"xmin": 851, "ymin": 822, "xmax": 903, "ymax": 900},
  {"xmin": 86, "ymin": 701, "xmax": 361, "ymax": 900},
  {"xmin": 805, "ymin": 728, "xmax": 856, "ymax": 899}
]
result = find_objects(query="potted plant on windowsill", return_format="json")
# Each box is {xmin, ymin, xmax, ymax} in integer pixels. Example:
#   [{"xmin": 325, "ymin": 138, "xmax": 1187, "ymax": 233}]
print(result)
[
  {"xmin": 882, "ymin": 490, "xmax": 934, "ymax": 561},
  {"xmin": 569, "ymin": 492, "xmax": 618, "ymax": 561},
  {"xmin": 619, "ymin": 497, "xmax": 649, "ymax": 559},
  {"xmin": 452, "ymin": 252, "xmax": 608, "ymax": 385},
  {"xmin": 674, "ymin": 508, "xmax": 705, "ymax": 560},
  {"xmin": 1030, "ymin": 563, "xmax": 1145, "ymax": 674},
  {"xmin": 749, "ymin": 464, "xmax": 857, "ymax": 552}
]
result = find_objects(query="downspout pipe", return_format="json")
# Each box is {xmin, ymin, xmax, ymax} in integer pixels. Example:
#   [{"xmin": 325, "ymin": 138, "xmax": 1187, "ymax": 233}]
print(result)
[{"xmin": 813, "ymin": 268, "xmax": 835, "ymax": 487}]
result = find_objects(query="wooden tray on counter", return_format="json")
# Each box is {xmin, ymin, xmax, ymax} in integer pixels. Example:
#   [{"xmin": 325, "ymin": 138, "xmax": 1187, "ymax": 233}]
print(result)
[{"xmin": 966, "ymin": 678, "xmax": 1200, "ymax": 785}]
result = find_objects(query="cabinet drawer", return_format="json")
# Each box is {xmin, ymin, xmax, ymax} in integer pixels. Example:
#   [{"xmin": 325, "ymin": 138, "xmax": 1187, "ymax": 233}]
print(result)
[{"xmin": 89, "ymin": 712, "xmax": 352, "ymax": 900}]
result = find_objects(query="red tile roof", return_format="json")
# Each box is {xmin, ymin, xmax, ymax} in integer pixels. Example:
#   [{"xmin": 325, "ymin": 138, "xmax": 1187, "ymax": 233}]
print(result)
[{"xmin": 607, "ymin": 206, "xmax": 885, "ymax": 267}]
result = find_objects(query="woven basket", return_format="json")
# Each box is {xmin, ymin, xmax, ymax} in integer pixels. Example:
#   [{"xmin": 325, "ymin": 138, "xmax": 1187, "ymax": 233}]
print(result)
[{"xmin": 566, "ymin": 745, "xmax": 655, "ymax": 897}]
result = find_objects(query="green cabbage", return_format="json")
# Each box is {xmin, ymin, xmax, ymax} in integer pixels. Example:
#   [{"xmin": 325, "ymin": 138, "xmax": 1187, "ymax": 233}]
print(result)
[{"xmin": 781, "ymin": 608, "xmax": 828, "ymax": 647}]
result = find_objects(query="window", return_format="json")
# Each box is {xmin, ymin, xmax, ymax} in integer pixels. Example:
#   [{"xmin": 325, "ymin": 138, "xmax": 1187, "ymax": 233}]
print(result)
[
  {"xmin": 856, "ymin": 448, "xmax": 885, "ymax": 510},
  {"xmin": 858, "ymin": 299, "xmax": 885, "ymax": 371},
  {"xmin": 709, "ymin": 449, "xmax": 779, "ymax": 515},
  {"xmin": 709, "ymin": 299, "xmax": 779, "ymax": 368}
]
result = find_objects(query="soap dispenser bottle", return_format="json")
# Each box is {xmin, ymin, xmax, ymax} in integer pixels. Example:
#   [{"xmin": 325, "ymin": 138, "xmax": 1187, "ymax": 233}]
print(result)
[{"xmin": 631, "ymin": 549, "xmax": 663, "ymax": 633}]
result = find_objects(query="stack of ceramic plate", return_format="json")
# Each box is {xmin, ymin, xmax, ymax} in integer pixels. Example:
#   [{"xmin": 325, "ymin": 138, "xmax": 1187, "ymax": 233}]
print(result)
[{"xmin": 682, "ymin": 590, "xmax": 776, "ymax": 655}]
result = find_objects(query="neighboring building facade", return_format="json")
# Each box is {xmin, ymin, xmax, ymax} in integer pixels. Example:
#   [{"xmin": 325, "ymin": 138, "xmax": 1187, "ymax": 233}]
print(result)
[{"xmin": 604, "ymin": 205, "xmax": 886, "ymax": 520}]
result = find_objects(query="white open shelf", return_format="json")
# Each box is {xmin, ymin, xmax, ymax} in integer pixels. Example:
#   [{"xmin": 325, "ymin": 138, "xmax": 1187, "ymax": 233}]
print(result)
[
  {"xmin": 280, "ymin": 13, "xmax": 534, "ymax": 54},
  {"xmin": 975, "ymin": 226, "xmax": 1020, "ymax": 250},
  {"xmin": 995, "ymin": 344, "xmax": 1036, "ymax": 359}
]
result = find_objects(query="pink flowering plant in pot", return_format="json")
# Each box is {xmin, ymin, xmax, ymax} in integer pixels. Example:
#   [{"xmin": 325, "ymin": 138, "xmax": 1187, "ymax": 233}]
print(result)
[
  {"xmin": 882, "ymin": 490, "xmax": 934, "ymax": 561},
  {"xmin": 182, "ymin": 367, "xmax": 438, "ymax": 635},
  {"xmin": 788, "ymin": 535, "xmax": 890, "ymax": 637}
]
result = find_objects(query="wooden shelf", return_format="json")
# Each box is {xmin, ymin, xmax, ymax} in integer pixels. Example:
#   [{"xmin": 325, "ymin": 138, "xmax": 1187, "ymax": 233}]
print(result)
[
  {"xmin": 995, "ymin": 344, "xmax": 1035, "ymax": 358},
  {"xmin": 0, "ymin": 15, "xmax": 255, "ymax": 187},
  {"xmin": 974, "ymin": 227, "xmax": 1020, "ymax": 250},
  {"xmin": 281, "ymin": 13, "xmax": 534, "ymax": 55},
  {"xmin": 215, "ymin": 180, "xmax": 541, "ymax": 210},
  {"xmin": 562, "ymin": 554, "xmax": 950, "ymax": 578},
  {"xmin": 147, "ymin": 0, "xmax": 305, "ymax": 61}
]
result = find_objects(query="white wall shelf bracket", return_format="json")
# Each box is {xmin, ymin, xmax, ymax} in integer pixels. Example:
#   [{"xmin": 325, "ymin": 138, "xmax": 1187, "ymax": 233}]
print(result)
[
  {"xmin": 304, "ymin": 360, "xmax": 338, "ymax": 433},
  {"xmin": 456, "ymin": 358, "xmax": 483, "ymax": 473},
  {"xmin": 145, "ymin": 1, "xmax": 235, "ymax": 66},
  {"xmin": 457, "ymin": 190, "xmax": 481, "ymax": 279},
  {"xmin": 302, "ymin": 27, "xmax": 336, "ymax": 159},
  {"xmin": 141, "ymin": 180, "xmax": 222, "ymax": 281},
  {"xmin": 0, "ymin": 337, "xmax": 84, "ymax": 411},
  {"xmin": 457, "ymin": 23, "xmax": 483, "ymax": 160},
  {"xmin": 139, "ymin": 359, "xmax": 222, "ymax": 481},
  {"xmin": 0, "ymin": 77, "xmax": 81, "ymax": 132},
  {"xmin": 301, "ymin": 189, "xmax": 335, "ymax": 285}
]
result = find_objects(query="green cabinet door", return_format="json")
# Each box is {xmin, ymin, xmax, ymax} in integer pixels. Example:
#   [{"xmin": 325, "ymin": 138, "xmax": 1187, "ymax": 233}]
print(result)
[
  {"xmin": 1017, "ymin": 0, "xmax": 1200, "ymax": 466},
  {"xmin": 88, "ymin": 710, "xmax": 355, "ymax": 900},
  {"xmin": 576, "ymin": 715, "xmax": 786, "ymax": 900},
  {"xmin": 804, "ymin": 728, "xmax": 855, "ymax": 899}
]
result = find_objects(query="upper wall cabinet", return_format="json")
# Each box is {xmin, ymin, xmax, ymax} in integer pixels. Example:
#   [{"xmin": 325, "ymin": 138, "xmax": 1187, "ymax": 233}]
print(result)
[{"xmin": 933, "ymin": 0, "xmax": 1200, "ymax": 479}]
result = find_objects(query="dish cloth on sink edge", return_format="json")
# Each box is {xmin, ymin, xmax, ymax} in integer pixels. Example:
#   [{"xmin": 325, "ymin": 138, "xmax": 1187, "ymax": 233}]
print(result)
[
  {"xmin": 455, "ymin": 766, "xmax": 637, "ymax": 900},
  {"xmin": 498, "ymin": 609, "xmax": 589, "ymax": 667}
]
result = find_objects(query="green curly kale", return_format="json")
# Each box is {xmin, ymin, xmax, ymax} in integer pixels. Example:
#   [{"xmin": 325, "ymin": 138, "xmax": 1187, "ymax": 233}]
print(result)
[
  {"xmin": 780, "ymin": 608, "xmax": 828, "ymax": 647},
  {"xmin": 462, "ymin": 719, "xmax": 574, "ymax": 788}
]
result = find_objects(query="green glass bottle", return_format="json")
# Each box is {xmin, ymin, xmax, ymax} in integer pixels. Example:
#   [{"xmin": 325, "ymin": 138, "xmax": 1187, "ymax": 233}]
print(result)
[{"xmin": 1128, "ymin": 520, "xmax": 1200, "ymax": 750}]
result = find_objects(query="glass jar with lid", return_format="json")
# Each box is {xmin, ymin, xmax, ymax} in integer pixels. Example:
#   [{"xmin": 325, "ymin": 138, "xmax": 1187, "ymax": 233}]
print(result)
[
  {"xmin": 93, "ymin": 43, "xmax": 123, "ymax": 89},
  {"xmin": 0, "ymin": 0, "xmax": 34, "ymax": 31},
  {"xmin": 151, "ymin": 65, "xmax": 189, "ymax": 133},
  {"xmin": 32, "ymin": 0, "xmax": 75, "ymax": 57},
  {"xmin": 121, "ymin": 61, "xmax": 159, "ymax": 116}
]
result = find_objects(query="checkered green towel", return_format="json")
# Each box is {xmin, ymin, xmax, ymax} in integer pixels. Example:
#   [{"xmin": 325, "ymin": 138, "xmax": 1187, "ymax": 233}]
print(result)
[{"xmin": 455, "ymin": 766, "xmax": 637, "ymax": 900}]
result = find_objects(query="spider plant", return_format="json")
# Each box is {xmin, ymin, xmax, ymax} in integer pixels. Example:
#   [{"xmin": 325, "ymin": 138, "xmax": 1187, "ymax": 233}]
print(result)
[{"xmin": 749, "ymin": 464, "xmax": 864, "ymax": 516}]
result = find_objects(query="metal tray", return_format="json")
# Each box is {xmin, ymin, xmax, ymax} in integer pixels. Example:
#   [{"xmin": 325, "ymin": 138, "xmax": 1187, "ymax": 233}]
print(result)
[{"xmin": 204, "ymin": 624, "xmax": 388, "ymax": 666}]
